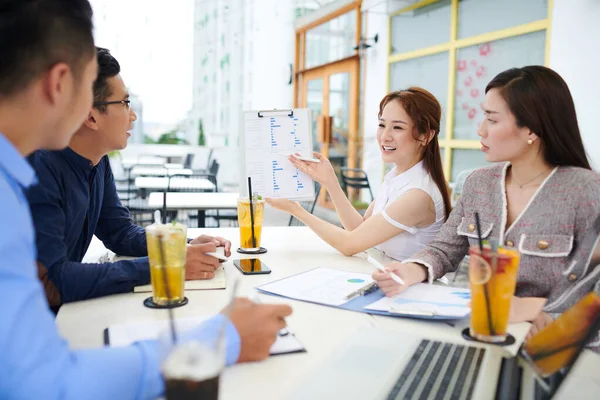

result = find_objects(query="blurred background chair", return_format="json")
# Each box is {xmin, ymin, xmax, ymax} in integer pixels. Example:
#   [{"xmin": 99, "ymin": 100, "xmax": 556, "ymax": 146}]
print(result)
[
  {"xmin": 450, "ymin": 168, "xmax": 476, "ymax": 207},
  {"xmin": 340, "ymin": 167, "xmax": 374, "ymax": 203}
]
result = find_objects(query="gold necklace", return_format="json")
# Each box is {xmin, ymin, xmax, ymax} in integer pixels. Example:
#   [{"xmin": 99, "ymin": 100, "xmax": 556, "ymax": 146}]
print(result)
[{"xmin": 513, "ymin": 168, "xmax": 551, "ymax": 189}]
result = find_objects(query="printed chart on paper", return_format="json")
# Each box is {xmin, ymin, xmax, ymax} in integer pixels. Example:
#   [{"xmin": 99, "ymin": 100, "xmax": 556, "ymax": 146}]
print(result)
[{"xmin": 243, "ymin": 109, "xmax": 315, "ymax": 200}]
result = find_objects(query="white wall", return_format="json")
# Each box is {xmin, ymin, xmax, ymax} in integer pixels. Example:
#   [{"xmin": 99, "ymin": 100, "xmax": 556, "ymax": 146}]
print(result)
[
  {"xmin": 360, "ymin": 3, "xmax": 390, "ymax": 198},
  {"xmin": 549, "ymin": 0, "xmax": 600, "ymax": 170},
  {"xmin": 246, "ymin": 0, "xmax": 295, "ymax": 111}
]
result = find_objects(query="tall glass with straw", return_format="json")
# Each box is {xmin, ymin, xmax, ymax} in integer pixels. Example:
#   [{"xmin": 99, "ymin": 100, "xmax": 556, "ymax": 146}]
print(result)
[
  {"xmin": 468, "ymin": 212, "xmax": 521, "ymax": 343},
  {"xmin": 237, "ymin": 177, "xmax": 265, "ymax": 253}
]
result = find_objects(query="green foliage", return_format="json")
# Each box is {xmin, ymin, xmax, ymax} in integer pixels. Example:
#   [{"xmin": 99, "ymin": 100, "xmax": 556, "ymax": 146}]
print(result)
[
  {"xmin": 156, "ymin": 129, "xmax": 189, "ymax": 145},
  {"xmin": 198, "ymin": 120, "xmax": 206, "ymax": 146},
  {"xmin": 143, "ymin": 134, "xmax": 156, "ymax": 144}
]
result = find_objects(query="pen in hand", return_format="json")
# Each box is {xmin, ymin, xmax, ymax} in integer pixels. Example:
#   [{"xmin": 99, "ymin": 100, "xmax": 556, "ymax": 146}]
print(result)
[
  {"xmin": 250, "ymin": 291, "xmax": 289, "ymax": 337},
  {"xmin": 368, "ymin": 256, "xmax": 406, "ymax": 285}
]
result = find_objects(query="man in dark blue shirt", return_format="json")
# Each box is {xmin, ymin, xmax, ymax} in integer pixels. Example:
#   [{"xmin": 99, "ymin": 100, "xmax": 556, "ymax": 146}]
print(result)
[{"xmin": 27, "ymin": 48, "xmax": 231, "ymax": 306}]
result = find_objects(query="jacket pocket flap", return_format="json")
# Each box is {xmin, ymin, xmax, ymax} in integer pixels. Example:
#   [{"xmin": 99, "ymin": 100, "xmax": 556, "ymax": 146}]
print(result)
[
  {"xmin": 457, "ymin": 216, "xmax": 493, "ymax": 239},
  {"xmin": 518, "ymin": 234, "xmax": 573, "ymax": 257}
]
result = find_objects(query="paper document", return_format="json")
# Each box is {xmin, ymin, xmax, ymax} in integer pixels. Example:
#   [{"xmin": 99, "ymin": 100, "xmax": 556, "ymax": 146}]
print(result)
[
  {"xmin": 364, "ymin": 284, "xmax": 470, "ymax": 317},
  {"xmin": 241, "ymin": 109, "xmax": 315, "ymax": 200},
  {"xmin": 134, "ymin": 267, "xmax": 226, "ymax": 292},
  {"xmin": 258, "ymin": 268, "xmax": 470, "ymax": 320},
  {"xmin": 258, "ymin": 268, "xmax": 375, "ymax": 307},
  {"xmin": 105, "ymin": 316, "xmax": 305, "ymax": 356}
]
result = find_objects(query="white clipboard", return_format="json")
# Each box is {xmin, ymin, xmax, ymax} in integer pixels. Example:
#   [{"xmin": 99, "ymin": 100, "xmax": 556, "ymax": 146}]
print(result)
[{"xmin": 239, "ymin": 108, "xmax": 316, "ymax": 201}]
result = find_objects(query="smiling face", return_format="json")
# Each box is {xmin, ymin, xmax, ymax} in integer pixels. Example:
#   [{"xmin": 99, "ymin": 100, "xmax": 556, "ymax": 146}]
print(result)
[
  {"xmin": 377, "ymin": 99, "xmax": 426, "ymax": 165},
  {"xmin": 90, "ymin": 74, "xmax": 137, "ymax": 151},
  {"xmin": 478, "ymin": 88, "xmax": 534, "ymax": 163}
]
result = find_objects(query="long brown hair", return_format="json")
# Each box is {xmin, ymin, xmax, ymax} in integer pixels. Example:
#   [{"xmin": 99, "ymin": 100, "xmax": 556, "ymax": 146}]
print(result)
[
  {"xmin": 486, "ymin": 66, "xmax": 591, "ymax": 170},
  {"xmin": 378, "ymin": 87, "xmax": 451, "ymax": 220}
]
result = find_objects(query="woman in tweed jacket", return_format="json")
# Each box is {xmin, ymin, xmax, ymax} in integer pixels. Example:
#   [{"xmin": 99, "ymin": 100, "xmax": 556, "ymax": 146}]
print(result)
[{"xmin": 373, "ymin": 66, "xmax": 600, "ymax": 342}]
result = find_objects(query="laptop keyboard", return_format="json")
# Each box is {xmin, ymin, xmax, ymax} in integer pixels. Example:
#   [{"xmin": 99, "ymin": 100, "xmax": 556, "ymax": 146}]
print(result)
[{"xmin": 387, "ymin": 339, "xmax": 486, "ymax": 400}]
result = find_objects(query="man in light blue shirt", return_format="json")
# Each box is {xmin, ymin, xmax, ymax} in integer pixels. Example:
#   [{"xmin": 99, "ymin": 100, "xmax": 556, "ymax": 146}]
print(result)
[{"xmin": 0, "ymin": 1, "xmax": 292, "ymax": 399}]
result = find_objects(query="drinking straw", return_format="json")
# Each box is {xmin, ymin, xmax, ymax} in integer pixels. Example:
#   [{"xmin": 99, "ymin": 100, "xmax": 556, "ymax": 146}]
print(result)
[
  {"xmin": 247, "ymin": 177, "xmax": 257, "ymax": 249},
  {"xmin": 475, "ymin": 212, "xmax": 496, "ymax": 337}
]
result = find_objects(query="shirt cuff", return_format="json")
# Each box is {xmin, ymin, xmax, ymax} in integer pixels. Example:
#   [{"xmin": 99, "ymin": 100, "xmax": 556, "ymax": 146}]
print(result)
[
  {"xmin": 182, "ymin": 314, "xmax": 241, "ymax": 366},
  {"xmin": 133, "ymin": 340, "xmax": 165, "ymax": 399},
  {"xmin": 132, "ymin": 257, "xmax": 151, "ymax": 285},
  {"xmin": 401, "ymin": 258, "xmax": 435, "ymax": 284}
]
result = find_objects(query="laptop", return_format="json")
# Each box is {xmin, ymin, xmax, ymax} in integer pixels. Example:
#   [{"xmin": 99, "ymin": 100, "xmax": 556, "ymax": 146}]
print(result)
[{"xmin": 287, "ymin": 313, "xmax": 599, "ymax": 400}]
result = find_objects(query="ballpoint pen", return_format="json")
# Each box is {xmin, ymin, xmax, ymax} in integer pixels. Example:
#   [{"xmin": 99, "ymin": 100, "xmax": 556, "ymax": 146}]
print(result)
[
  {"xmin": 368, "ymin": 256, "xmax": 406, "ymax": 285},
  {"xmin": 251, "ymin": 291, "xmax": 289, "ymax": 336}
]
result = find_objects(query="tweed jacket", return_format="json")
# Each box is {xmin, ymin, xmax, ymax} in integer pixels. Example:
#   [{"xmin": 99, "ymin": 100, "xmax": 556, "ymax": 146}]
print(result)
[{"xmin": 404, "ymin": 163, "xmax": 600, "ymax": 320}]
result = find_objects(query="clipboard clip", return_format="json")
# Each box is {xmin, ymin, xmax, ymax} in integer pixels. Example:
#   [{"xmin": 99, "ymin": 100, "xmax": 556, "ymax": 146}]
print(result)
[
  {"xmin": 258, "ymin": 109, "xmax": 294, "ymax": 118},
  {"xmin": 344, "ymin": 281, "xmax": 379, "ymax": 301}
]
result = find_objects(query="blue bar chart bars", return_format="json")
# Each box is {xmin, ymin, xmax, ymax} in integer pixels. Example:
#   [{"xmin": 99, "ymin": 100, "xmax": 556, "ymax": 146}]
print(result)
[{"xmin": 244, "ymin": 109, "xmax": 315, "ymax": 199}]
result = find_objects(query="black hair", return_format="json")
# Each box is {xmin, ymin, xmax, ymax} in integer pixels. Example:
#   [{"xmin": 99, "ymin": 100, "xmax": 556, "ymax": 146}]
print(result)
[
  {"xmin": 486, "ymin": 66, "xmax": 591, "ymax": 170},
  {"xmin": 93, "ymin": 47, "xmax": 121, "ymax": 113},
  {"xmin": 0, "ymin": 0, "xmax": 95, "ymax": 96}
]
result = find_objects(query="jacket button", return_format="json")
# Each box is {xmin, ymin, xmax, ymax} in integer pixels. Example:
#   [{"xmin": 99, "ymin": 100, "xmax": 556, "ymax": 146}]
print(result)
[
  {"xmin": 568, "ymin": 273, "xmax": 577, "ymax": 282},
  {"xmin": 468, "ymin": 224, "xmax": 475, "ymax": 232},
  {"xmin": 505, "ymin": 240, "xmax": 514, "ymax": 247},
  {"xmin": 537, "ymin": 240, "xmax": 549, "ymax": 250}
]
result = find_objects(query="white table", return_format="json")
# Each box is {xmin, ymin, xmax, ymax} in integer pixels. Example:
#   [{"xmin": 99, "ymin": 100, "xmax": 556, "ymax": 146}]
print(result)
[
  {"xmin": 122, "ymin": 156, "xmax": 167, "ymax": 167},
  {"xmin": 148, "ymin": 192, "xmax": 238, "ymax": 227},
  {"xmin": 134, "ymin": 176, "xmax": 215, "ymax": 191},
  {"xmin": 57, "ymin": 227, "xmax": 600, "ymax": 400},
  {"xmin": 130, "ymin": 166, "xmax": 193, "ymax": 177},
  {"xmin": 148, "ymin": 192, "xmax": 238, "ymax": 210}
]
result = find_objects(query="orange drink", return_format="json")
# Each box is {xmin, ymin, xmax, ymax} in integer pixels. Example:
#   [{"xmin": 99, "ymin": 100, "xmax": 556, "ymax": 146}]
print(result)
[
  {"xmin": 237, "ymin": 197, "xmax": 264, "ymax": 251},
  {"xmin": 469, "ymin": 245, "xmax": 520, "ymax": 342},
  {"xmin": 523, "ymin": 291, "xmax": 600, "ymax": 377},
  {"xmin": 146, "ymin": 221, "xmax": 187, "ymax": 306}
]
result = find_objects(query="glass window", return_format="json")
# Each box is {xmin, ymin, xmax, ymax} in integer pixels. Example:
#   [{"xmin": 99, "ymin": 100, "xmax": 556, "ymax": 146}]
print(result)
[
  {"xmin": 391, "ymin": 0, "xmax": 451, "ymax": 54},
  {"xmin": 451, "ymin": 149, "xmax": 490, "ymax": 181},
  {"xmin": 305, "ymin": 10, "xmax": 356, "ymax": 69},
  {"xmin": 458, "ymin": 0, "xmax": 547, "ymax": 39},
  {"xmin": 329, "ymin": 72, "xmax": 351, "ymax": 170},
  {"xmin": 306, "ymin": 78, "xmax": 324, "ymax": 152},
  {"xmin": 390, "ymin": 51, "xmax": 449, "ymax": 138},
  {"xmin": 453, "ymin": 31, "xmax": 546, "ymax": 140}
]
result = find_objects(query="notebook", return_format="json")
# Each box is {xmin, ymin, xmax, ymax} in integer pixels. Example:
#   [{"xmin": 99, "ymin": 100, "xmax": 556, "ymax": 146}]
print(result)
[
  {"xmin": 104, "ymin": 316, "xmax": 306, "ymax": 356},
  {"xmin": 133, "ymin": 267, "xmax": 227, "ymax": 292}
]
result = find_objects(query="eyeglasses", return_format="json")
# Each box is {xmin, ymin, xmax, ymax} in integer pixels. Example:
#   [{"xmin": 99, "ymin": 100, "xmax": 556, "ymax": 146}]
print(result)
[{"xmin": 93, "ymin": 100, "xmax": 131, "ymax": 112}]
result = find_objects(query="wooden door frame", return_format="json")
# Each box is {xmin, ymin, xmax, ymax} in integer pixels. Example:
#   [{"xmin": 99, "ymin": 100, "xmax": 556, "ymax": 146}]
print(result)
[{"xmin": 300, "ymin": 55, "xmax": 359, "ymax": 166}]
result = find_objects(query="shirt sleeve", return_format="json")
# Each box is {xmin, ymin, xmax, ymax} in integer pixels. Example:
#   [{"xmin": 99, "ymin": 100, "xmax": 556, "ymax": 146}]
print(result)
[
  {"xmin": 0, "ymin": 183, "xmax": 160, "ymax": 399},
  {"xmin": 0, "ymin": 244, "xmax": 239, "ymax": 399},
  {"xmin": 26, "ymin": 157, "xmax": 150, "ymax": 302},
  {"xmin": 180, "ymin": 314, "xmax": 242, "ymax": 366},
  {"xmin": 95, "ymin": 157, "xmax": 148, "ymax": 257}
]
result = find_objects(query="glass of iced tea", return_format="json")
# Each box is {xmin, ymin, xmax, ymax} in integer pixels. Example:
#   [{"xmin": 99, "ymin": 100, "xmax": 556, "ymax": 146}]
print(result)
[
  {"xmin": 161, "ymin": 335, "xmax": 223, "ymax": 400},
  {"xmin": 146, "ymin": 221, "xmax": 187, "ymax": 306},
  {"xmin": 237, "ymin": 196, "xmax": 264, "ymax": 252},
  {"xmin": 469, "ymin": 244, "xmax": 520, "ymax": 343},
  {"xmin": 522, "ymin": 291, "xmax": 600, "ymax": 377}
]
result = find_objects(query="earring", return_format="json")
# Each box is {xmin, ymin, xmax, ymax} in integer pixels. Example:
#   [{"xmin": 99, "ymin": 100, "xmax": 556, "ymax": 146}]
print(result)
[{"xmin": 527, "ymin": 139, "xmax": 533, "ymax": 145}]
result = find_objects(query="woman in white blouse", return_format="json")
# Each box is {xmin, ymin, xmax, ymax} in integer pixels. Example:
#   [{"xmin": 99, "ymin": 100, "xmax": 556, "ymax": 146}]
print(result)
[{"xmin": 266, "ymin": 87, "xmax": 452, "ymax": 260}]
